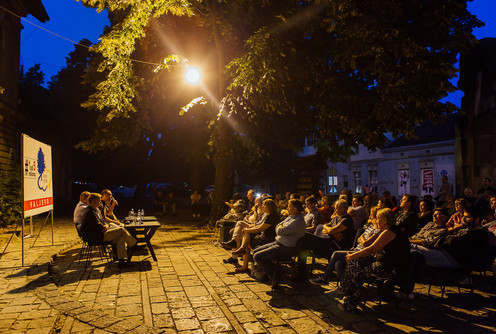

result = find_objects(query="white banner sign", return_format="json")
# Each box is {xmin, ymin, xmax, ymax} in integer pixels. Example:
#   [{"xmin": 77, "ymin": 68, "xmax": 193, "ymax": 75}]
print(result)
[{"xmin": 23, "ymin": 134, "xmax": 53, "ymax": 217}]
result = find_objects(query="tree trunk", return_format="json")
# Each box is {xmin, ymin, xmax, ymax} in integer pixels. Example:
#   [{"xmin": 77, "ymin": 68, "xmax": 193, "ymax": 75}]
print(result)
[
  {"xmin": 209, "ymin": 118, "xmax": 235, "ymax": 222},
  {"xmin": 206, "ymin": 0, "xmax": 237, "ymax": 223}
]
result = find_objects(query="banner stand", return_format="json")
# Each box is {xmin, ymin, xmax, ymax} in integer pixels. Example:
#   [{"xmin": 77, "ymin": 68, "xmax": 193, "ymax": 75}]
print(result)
[
  {"xmin": 31, "ymin": 210, "xmax": 54, "ymax": 248},
  {"xmin": 23, "ymin": 217, "xmax": 34, "ymax": 239},
  {"xmin": 21, "ymin": 219, "xmax": 24, "ymax": 266},
  {"xmin": 0, "ymin": 221, "xmax": 21, "ymax": 263}
]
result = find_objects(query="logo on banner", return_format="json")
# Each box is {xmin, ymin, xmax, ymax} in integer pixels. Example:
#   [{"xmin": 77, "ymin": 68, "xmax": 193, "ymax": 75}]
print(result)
[{"xmin": 37, "ymin": 148, "xmax": 52, "ymax": 191}]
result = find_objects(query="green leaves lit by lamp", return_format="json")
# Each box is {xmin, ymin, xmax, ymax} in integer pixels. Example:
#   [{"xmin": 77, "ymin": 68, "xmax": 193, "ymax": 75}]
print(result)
[{"xmin": 184, "ymin": 66, "xmax": 201, "ymax": 85}]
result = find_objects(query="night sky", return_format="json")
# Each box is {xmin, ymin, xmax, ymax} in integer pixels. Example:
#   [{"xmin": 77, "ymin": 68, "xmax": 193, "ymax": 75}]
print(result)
[{"xmin": 18, "ymin": 0, "xmax": 496, "ymax": 105}]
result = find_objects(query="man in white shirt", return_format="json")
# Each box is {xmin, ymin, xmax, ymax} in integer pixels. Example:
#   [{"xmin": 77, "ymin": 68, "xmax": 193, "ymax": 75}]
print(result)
[{"xmin": 74, "ymin": 191, "xmax": 90, "ymax": 227}]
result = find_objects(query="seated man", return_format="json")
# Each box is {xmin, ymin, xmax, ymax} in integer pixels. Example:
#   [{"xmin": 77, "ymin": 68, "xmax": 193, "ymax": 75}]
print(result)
[
  {"xmin": 410, "ymin": 207, "xmax": 449, "ymax": 248},
  {"xmin": 396, "ymin": 207, "xmax": 450, "ymax": 298},
  {"xmin": 410, "ymin": 206, "xmax": 488, "ymax": 276},
  {"xmin": 165, "ymin": 191, "xmax": 177, "ymax": 216},
  {"xmin": 253, "ymin": 199, "xmax": 306, "ymax": 287},
  {"xmin": 74, "ymin": 191, "xmax": 90, "ymax": 228},
  {"xmin": 153, "ymin": 190, "xmax": 167, "ymax": 215},
  {"xmin": 348, "ymin": 195, "xmax": 368, "ymax": 231},
  {"xmin": 100, "ymin": 189, "xmax": 121, "ymax": 225},
  {"xmin": 304, "ymin": 196, "xmax": 322, "ymax": 233},
  {"xmin": 297, "ymin": 199, "xmax": 355, "ymax": 280},
  {"xmin": 80, "ymin": 193, "xmax": 143, "ymax": 268}
]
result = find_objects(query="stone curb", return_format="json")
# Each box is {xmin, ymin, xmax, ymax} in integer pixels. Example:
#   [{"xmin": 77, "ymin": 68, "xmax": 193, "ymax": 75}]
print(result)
[{"xmin": 25, "ymin": 239, "xmax": 165, "ymax": 333}]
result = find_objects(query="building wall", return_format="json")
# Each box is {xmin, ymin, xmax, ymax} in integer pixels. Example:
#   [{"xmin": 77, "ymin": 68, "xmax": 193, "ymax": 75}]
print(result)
[
  {"xmin": 0, "ymin": 9, "xmax": 23, "ymax": 168},
  {"xmin": 320, "ymin": 141, "xmax": 455, "ymax": 199}
]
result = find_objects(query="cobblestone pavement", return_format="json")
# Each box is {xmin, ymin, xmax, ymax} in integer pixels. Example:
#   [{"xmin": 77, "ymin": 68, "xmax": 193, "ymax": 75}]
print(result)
[{"xmin": 0, "ymin": 217, "xmax": 495, "ymax": 333}]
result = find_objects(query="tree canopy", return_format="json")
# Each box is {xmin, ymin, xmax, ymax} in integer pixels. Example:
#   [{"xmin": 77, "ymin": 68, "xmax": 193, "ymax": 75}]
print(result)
[{"xmin": 79, "ymin": 0, "xmax": 482, "ymax": 217}]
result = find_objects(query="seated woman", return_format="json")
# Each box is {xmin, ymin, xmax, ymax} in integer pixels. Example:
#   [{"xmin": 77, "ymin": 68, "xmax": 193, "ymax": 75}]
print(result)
[
  {"xmin": 232, "ymin": 198, "xmax": 280, "ymax": 272},
  {"xmin": 446, "ymin": 198, "xmax": 467, "ymax": 234},
  {"xmin": 338, "ymin": 208, "xmax": 410, "ymax": 312},
  {"xmin": 253, "ymin": 199, "xmax": 306, "ymax": 286},
  {"xmin": 222, "ymin": 197, "xmax": 264, "ymax": 249},
  {"xmin": 310, "ymin": 206, "xmax": 381, "ymax": 285},
  {"xmin": 417, "ymin": 199, "xmax": 434, "ymax": 230}
]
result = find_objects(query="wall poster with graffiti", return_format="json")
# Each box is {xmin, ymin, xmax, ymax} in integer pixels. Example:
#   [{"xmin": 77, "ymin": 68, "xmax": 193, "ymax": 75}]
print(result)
[
  {"xmin": 398, "ymin": 169, "xmax": 410, "ymax": 196},
  {"xmin": 22, "ymin": 134, "xmax": 53, "ymax": 218}
]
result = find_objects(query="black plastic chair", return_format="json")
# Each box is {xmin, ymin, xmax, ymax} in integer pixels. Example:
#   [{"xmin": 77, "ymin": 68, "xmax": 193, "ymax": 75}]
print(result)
[
  {"xmin": 362, "ymin": 275, "xmax": 413, "ymax": 324},
  {"xmin": 74, "ymin": 223, "xmax": 113, "ymax": 270}
]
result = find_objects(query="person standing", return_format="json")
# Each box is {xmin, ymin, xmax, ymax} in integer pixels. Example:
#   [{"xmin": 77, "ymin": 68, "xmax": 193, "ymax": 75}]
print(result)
[
  {"xmin": 435, "ymin": 175, "xmax": 453, "ymax": 206},
  {"xmin": 190, "ymin": 190, "xmax": 201, "ymax": 217}
]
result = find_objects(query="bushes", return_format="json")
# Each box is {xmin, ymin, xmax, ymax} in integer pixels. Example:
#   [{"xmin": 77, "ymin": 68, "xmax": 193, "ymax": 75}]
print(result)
[{"xmin": 0, "ymin": 167, "xmax": 22, "ymax": 228}]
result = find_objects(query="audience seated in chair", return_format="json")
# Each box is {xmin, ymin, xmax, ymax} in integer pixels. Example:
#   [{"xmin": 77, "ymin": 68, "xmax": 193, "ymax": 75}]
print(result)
[
  {"xmin": 338, "ymin": 208, "xmax": 410, "ymax": 313},
  {"xmin": 74, "ymin": 191, "xmax": 90, "ymax": 228},
  {"xmin": 396, "ymin": 194, "xmax": 419, "ymax": 237},
  {"xmin": 80, "ymin": 193, "xmax": 143, "ymax": 268},
  {"xmin": 304, "ymin": 196, "xmax": 322, "ymax": 234},
  {"xmin": 222, "ymin": 197, "xmax": 265, "ymax": 263},
  {"xmin": 231, "ymin": 198, "xmax": 280, "ymax": 273},
  {"xmin": 409, "ymin": 206, "xmax": 488, "ymax": 286},
  {"xmin": 397, "ymin": 207, "xmax": 450, "ymax": 298},
  {"xmin": 417, "ymin": 199, "xmax": 434, "ymax": 230},
  {"xmin": 253, "ymin": 199, "xmax": 306, "ymax": 287},
  {"xmin": 310, "ymin": 206, "xmax": 382, "ymax": 285},
  {"xmin": 297, "ymin": 199, "xmax": 356, "ymax": 280},
  {"xmin": 446, "ymin": 198, "xmax": 467, "ymax": 234},
  {"xmin": 348, "ymin": 195, "xmax": 368, "ymax": 231}
]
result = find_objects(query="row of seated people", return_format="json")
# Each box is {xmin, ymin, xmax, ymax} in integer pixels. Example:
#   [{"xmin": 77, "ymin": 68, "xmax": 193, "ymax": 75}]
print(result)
[
  {"xmin": 221, "ymin": 193, "xmax": 496, "ymax": 313},
  {"xmin": 73, "ymin": 190, "xmax": 145, "ymax": 268}
]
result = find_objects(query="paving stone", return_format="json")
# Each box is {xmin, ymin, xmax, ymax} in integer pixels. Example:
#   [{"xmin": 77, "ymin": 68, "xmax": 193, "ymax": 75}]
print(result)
[
  {"xmin": 0, "ymin": 318, "xmax": 15, "ymax": 329},
  {"xmin": 115, "ymin": 304, "xmax": 142, "ymax": 316},
  {"xmin": 285, "ymin": 317, "xmax": 326, "ymax": 334},
  {"xmin": 243, "ymin": 321, "xmax": 267, "ymax": 334},
  {"xmin": 77, "ymin": 310, "xmax": 106, "ymax": 323},
  {"xmin": 105, "ymin": 319, "xmax": 140, "ymax": 333},
  {"xmin": 234, "ymin": 311, "xmax": 258, "ymax": 323},
  {"xmin": 0, "ymin": 303, "xmax": 39, "ymax": 313},
  {"xmin": 17, "ymin": 308, "xmax": 52, "ymax": 319},
  {"xmin": 171, "ymin": 307, "xmax": 196, "ymax": 319},
  {"xmin": 195, "ymin": 306, "xmax": 224, "ymax": 320},
  {"xmin": 153, "ymin": 313, "xmax": 174, "ymax": 328},
  {"xmin": 151, "ymin": 302, "xmax": 170, "ymax": 314},
  {"xmin": 25, "ymin": 327, "xmax": 52, "ymax": 334},
  {"xmin": 175, "ymin": 317, "xmax": 201, "ymax": 331},
  {"xmin": 267, "ymin": 326, "xmax": 298, "ymax": 334},
  {"xmin": 275, "ymin": 308, "xmax": 307, "ymax": 320},
  {"xmin": 229, "ymin": 304, "xmax": 249, "ymax": 313},
  {"xmin": 190, "ymin": 296, "xmax": 216, "ymax": 308},
  {"xmin": 54, "ymin": 300, "xmax": 86, "ymax": 313},
  {"xmin": 117, "ymin": 295, "xmax": 142, "ymax": 305},
  {"xmin": 184, "ymin": 286, "xmax": 209, "ymax": 298},
  {"xmin": 201, "ymin": 317, "xmax": 233, "ymax": 332},
  {"xmin": 88, "ymin": 314, "xmax": 121, "ymax": 328},
  {"xmin": 126, "ymin": 324, "xmax": 162, "ymax": 334}
]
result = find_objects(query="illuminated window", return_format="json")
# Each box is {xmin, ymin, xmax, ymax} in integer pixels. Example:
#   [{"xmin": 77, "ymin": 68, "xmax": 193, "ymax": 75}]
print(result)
[
  {"xmin": 353, "ymin": 171, "xmax": 362, "ymax": 194},
  {"xmin": 328, "ymin": 167, "xmax": 338, "ymax": 193},
  {"xmin": 369, "ymin": 170, "xmax": 378, "ymax": 193}
]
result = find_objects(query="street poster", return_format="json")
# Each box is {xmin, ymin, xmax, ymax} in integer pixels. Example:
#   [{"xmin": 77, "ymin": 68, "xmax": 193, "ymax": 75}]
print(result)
[{"xmin": 22, "ymin": 134, "xmax": 53, "ymax": 218}]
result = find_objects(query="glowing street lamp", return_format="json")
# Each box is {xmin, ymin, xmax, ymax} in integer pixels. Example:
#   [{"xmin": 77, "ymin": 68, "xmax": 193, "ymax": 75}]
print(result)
[{"xmin": 184, "ymin": 66, "xmax": 202, "ymax": 85}]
